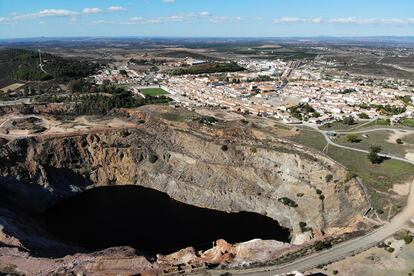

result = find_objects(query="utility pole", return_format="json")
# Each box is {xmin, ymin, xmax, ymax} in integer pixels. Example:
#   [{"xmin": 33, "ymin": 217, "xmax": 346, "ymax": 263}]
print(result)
[{"xmin": 38, "ymin": 49, "xmax": 42, "ymax": 66}]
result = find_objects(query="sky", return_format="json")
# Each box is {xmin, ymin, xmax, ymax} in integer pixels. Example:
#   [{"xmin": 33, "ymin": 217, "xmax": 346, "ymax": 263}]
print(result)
[{"xmin": 0, "ymin": 0, "xmax": 414, "ymax": 39}]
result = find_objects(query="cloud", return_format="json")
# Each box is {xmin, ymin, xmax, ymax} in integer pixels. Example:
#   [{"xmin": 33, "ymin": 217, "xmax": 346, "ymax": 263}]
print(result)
[
  {"xmin": 167, "ymin": 15, "xmax": 186, "ymax": 22},
  {"xmin": 14, "ymin": 9, "xmax": 78, "ymax": 20},
  {"xmin": 101, "ymin": 17, "xmax": 162, "ymax": 25},
  {"xmin": 83, "ymin": 8, "xmax": 103, "ymax": 14},
  {"xmin": 92, "ymin": 11, "xmax": 245, "ymax": 26},
  {"xmin": 273, "ymin": 16, "xmax": 414, "ymax": 25},
  {"xmin": 328, "ymin": 17, "xmax": 414, "ymax": 25},
  {"xmin": 273, "ymin": 17, "xmax": 322, "ymax": 24},
  {"xmin": 162, "ymin": 0, "xmax": 176, "ymax": 3},
  {"xmin": 107, "ymin": 6, "xmax": 127, "ymax": 12},
  {"xmin": 10, "ymin": 6, "xmax": 127, "ymax": 22},
  {"xmin": 0, "ymin": 17, "xmax": 10, "ymax": 24}
]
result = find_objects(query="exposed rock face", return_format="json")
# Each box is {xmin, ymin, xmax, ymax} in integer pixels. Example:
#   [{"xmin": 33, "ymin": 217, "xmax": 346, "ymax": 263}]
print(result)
[{"xmin": 0, "ymin": 107, "xmax": 370, "ymax": 273}]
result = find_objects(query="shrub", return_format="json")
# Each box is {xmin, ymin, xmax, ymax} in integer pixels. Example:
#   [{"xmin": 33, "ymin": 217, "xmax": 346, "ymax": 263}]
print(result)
[
  {"xmin": 358, "ymin": 113, "xmax": 370, "ymax": 119},
  {"xmin": 199, "ymin": 116, "xmax": 218, "ymax": 125},
  {"xmin": 250, "ymin": 147, "xmax": 257, "ymax": 153},
  {"xmin": 333, "ymin": 270, "xmax": 339, "ymax": 275},
  {"xmin": 148, "ymin": 154, "xmax": 158, "ymax": 163},
  {"xmin": 221, "ymin": 145, "xmax": 228, "ymax": 151},
  {"xmin": 367, "ymin": 146, "xmax": 383, "ymax": 164},
  {"xmin": 278, "ymin": 197, "xmax": 298, "ymax": 208},
  {"xmin": 396, "ymin": 138, "xmax": 403, "ymax": 145},
  {"xmin": 316, "ymin": 189, "xmax": 323, "ymax": 195},
  {"xmin": 319, "ymin": 195, "xmax": 325, "ymax": 201},
  {"xmin": 346, "ymin": 134, "xmax": 361, "ymax": 143},
  {"xmin": 343, "ymin": 116, "xmax": 355, "ymax": 125},
  {"xmin": 314, "ymin": 240, "xmax": 331, "ymax": 251},
  {"xmin": 404, "ymin": 234, "xmax": 413, "ymax": 244},
  {"xmin": 387, "ymin": 247, "xmax": 395, "ymax": 253},
  {"xmin": 325, "ymin": 174, "xmax": 333, "ymax": 182},
  {"xmin": 299, "ymin": 221, "xmax": 308, "ymax": 232},
  {"xmin": 296, "ymin": 193, "xmax": 304, "ymax": 197}
]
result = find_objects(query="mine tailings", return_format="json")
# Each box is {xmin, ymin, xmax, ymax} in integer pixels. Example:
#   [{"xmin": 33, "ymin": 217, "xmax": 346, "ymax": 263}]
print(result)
[{"xmin": 44, "ymin": 185, "xmax": 291, "ymax": 254}]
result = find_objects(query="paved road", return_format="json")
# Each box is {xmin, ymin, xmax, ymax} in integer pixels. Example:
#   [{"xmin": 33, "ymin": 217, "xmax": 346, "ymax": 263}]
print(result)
[
  {"xmin": 212, "ymin": 180, "xmax": 414, "ymax": 276},
  {"xmin": 212, "ymin": 125, "xmax": 414, "ymax": 275}
]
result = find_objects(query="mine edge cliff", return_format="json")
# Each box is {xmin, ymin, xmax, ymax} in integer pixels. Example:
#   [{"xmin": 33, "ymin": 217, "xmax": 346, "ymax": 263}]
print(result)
[{"xmin": 0, "ymin": 105, "xmax": 370, "ymax": 275}]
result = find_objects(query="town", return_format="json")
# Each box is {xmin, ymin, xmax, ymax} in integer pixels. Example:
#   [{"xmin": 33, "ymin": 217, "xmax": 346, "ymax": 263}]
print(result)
[{"xmin": 89, "ymin": 53, "xmax": 414, "ymax": 126}]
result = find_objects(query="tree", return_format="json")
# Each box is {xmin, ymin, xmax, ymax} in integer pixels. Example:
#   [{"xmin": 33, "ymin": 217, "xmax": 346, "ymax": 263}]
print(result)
[
  {"xmin": 221, "ymin": 145, "xmax": 228, "ymax": 151},
  {"xmin": 358, "ymin": 113, "xmax": 370, "ymax": 119},
  {"xmin": 325, "ymin": 174, "xmax": 333, "ymax": 182},
  {"xmin": 343, "ymin": 116, "xmax": 355, "ymax": 125},
  {"xmin": 346, "ymin": 134, "xmax": 361, "ymax": 143},
  {"xmin": 314, "ymin": 240, "xmax": 331, "ymax": 251},
  {"xmin": 312, "ymin": 111, "xmax": 321, "ymax": 118},
  {"xmin": 299, "ymin": 221, "xmax": 308, "ymax": 232},
  {"xmin": 367, "ymin": 146, "xmax": 383, "ymax": 164},
  {"xmin": 404, "ymin": 233, "xmax": 413, "ymax": 244},
  {"xmin": 148, "ymin": 154, "xmax": 158, "ymax": 163}
]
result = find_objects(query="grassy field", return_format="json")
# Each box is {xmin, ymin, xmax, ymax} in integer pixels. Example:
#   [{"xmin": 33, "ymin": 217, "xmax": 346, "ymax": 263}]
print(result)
[
  {"xmin": 319, "ymin": 121, "xmax": 368, "ymax": 131},
  {"xmin": 289, "ymin": 129, "xmax": 414, "ymax": 215},
  {"xmin": 160, "ymin": 112, "xmax": 192, "ymax": 122},
  {"xmin": 334, "ymin": 130, "xmax": 407, "ymax": 158},
  {"xmin": 363, "ymin": 118, "xmax": 391, "ymax": 128},
  {"xmin": 403, "ymin": 134, "xmax": 414, "ymax": 144},
  {"xmin": 401, "ymin": 118, "xmax": 414, "ymax": 128},
  {"xmin": 140, "ymin": 88, "xmax": 169, "ymax": 96},
  {"xmin": 325, "ymin": 145, "xmax": 413, "ymax": 213},
  {"xmin": 289, "ymin": 128, "xmax": 327, "ymax": 152}
]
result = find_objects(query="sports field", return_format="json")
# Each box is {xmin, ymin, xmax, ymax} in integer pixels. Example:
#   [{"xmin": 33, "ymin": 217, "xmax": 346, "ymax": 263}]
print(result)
[{"xmin": 140, "ymin": 88, "xmax": 169, "ymax": 96}]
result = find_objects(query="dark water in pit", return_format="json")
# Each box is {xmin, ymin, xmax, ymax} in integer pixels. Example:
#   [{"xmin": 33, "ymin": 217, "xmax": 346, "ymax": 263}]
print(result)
[{"xmin": 45, "ymin": 186, "xmax": 290, "ymax": 254}]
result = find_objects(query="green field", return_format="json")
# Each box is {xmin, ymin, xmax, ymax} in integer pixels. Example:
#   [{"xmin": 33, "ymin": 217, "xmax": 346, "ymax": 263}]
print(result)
[
  {"xmin": 401, "ymin": 118, "xmax": 414, "ymax": 128},
  {"xmin": 319, "ymin": 121, "xmax": 367, "ymax": 131},
  {"xmin": 289, "ymin": 129, "xmax": 414, "ymax": 216},
  {"xmin": 325, "ymin": 145, "xmax": 413, "ymax": 214},
  {"xmin": 335, "ymin": 131, "xmax": 407, "ymax": 158},
  {"xmin": 289, "ymin": 128, "xmax": 327, "ymax": 152},
  {"xmin": 140, "ymin": 88, "xmax": 169, "ymax": 96}
]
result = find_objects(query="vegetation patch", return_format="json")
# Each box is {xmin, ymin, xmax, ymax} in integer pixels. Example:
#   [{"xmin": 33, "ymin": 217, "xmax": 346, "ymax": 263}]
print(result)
[
  {"xmin": 140, "ymin": 88, "xmax": 169, "ymax": 96},
  {"xmin": 401, "ymin": 118, "xmax": 414, "ymax": 128},
  {"xmin": 221, "ymin": 145, "xmax": 229, "ymax": 151},
  {"xmin": 336, "ymin": 130, "xmax": 406, "ymax": 158},
  {"xmin": 278, "ymin": 197, "xmax": 298, "ymax": 208},
  {"xmin": 148, "ymin": 154, "xmax": 158, "ymax": 163},
  {"xmin": 168, "ymin": 62, "xmax": 244, "ymax": 75},
  {"xmin": 0, "ymin": 49, "xmax": 99, "ymax": 82},
  {"xmin": 289, "ymin": 129, "xmax": 326, "ymax": 152},
  {"xmin": 326, "ymin": 146, "xmax": 414, "ymax": 213}
]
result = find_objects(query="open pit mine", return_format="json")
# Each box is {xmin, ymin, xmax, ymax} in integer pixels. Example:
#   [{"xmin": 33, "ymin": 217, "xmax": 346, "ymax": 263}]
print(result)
[{"xmin": 0, "ymin": 105, "xmax": 370, "ymax": 275}]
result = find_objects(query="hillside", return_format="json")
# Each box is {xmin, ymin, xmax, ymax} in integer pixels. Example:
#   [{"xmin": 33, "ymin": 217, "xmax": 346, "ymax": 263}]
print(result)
[{"xmin": 0, "ymin": 49, "xmax": 99, "ymax": 86}]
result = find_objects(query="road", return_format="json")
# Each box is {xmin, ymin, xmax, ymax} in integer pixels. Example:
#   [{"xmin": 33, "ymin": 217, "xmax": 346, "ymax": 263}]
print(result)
[
  {"xmin": 315, "ymin": 126, "xmax": 414, "ymax": 164},
  {"xmin": 334, "ymin": 127, "xmax": 414, "ymax": 136},
  {"xmin": 212, "ymin": 125, "xmax": 414, "ymax": 276}
]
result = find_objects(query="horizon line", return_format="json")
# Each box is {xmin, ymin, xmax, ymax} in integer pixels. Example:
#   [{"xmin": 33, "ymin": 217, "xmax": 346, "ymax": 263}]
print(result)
[{"xmin": 1, "ymin": 35, "xmax": 414, "ymax": 41}]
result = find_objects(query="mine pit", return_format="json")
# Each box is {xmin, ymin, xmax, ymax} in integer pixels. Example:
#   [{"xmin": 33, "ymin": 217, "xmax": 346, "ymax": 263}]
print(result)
[{"xmin": 44, "ymin": 185, "xmax": 291, "ymax": 254}]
